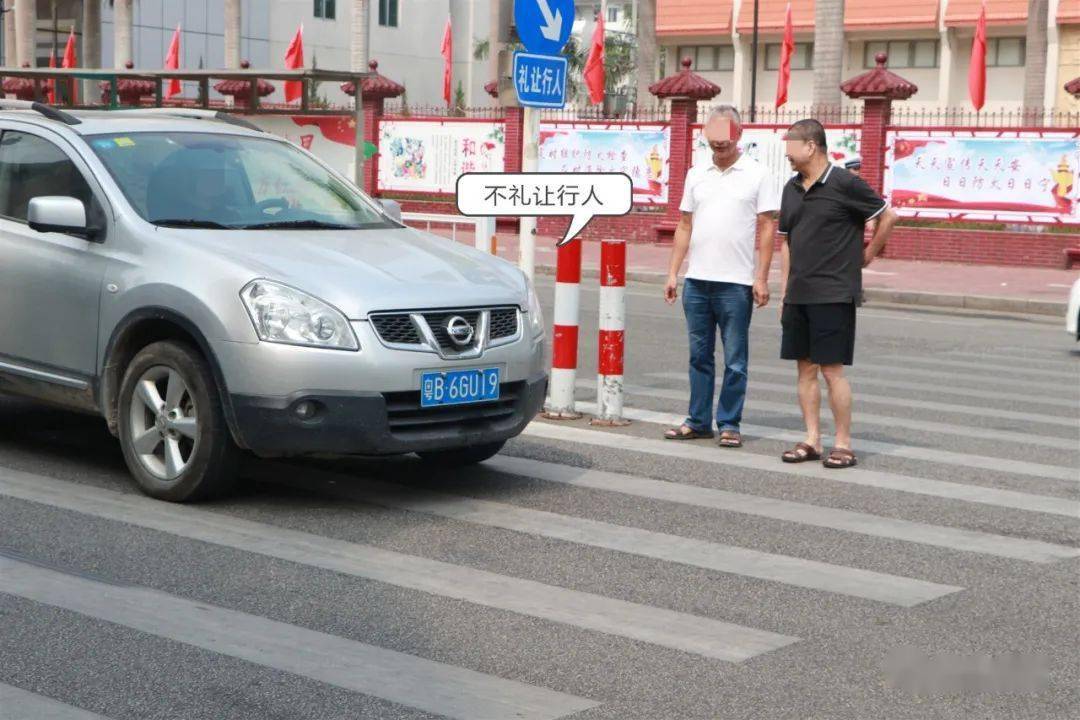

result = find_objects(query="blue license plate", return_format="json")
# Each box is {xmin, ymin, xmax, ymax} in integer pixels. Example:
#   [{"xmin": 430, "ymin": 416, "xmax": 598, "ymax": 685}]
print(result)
[{"xmin": 420, "ymin": 367, "xmax": 500, "ymax": 407}]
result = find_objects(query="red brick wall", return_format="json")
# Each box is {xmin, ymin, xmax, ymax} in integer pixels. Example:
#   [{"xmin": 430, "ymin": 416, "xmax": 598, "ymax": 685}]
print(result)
[{"xmin": 883, "ymin": 226, "xmax": 1076, "ymax": 268}]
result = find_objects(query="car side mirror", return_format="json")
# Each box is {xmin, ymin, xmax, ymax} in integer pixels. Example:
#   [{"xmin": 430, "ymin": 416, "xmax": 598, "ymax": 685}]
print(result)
[
  {"xmin": 379, "ymin": 198, "xmax": 402, "ymax": 223},
  {"xmin": 28, "ymin": 196, "xmax": 100, "ymax": 240}
]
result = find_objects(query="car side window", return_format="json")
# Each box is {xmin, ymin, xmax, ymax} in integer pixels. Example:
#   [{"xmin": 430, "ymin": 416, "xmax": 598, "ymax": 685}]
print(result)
[{"xmin": 0, "ymin": 130, "xmax": 95, "ymax": 222}]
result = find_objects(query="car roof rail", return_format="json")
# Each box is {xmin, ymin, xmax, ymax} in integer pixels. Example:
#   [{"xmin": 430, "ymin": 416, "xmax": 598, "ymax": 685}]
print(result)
[
  {"xmin": 102, "ymin": 108, "xmax": 263, "ymax": 132},
  {"xmin": 0, "ymin": 99, "xmax": 81, "ymax": 125}
]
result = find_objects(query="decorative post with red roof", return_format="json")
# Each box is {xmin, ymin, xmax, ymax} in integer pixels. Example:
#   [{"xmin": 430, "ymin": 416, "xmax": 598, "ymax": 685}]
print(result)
[
  {"xmin": 840, "ymin": 52, "xmax": 918, "ymax": 196},
  {"xmin": 342, "ymin": 60, "xmax": 405, "ymax": 194},
  {"xmin": 213, "ymin": 60, "xmax": 275, "ymax": 108},
  {"xmin": 648, "ymin": 57, "xmax": 721, "ymax": 242}
]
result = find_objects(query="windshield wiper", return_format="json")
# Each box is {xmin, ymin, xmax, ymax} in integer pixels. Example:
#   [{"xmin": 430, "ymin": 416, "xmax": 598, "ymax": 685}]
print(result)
[
  {"xmin": 152, "ymin": 218, "xmax": 232, "ymax": 229},
  {"xmin": 237, "ymin": 219, "xmax": 363, "ymax": 230}
]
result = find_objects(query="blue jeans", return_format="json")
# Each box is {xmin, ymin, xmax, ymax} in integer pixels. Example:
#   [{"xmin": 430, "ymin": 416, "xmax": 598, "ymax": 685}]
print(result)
[{"xmin": 682, "ymin": 278, "xmax": 753, "ymax": 433}]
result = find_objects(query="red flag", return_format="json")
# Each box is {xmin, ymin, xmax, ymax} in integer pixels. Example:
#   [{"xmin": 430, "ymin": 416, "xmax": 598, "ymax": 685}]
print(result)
[
  {"xmin": 165, "ymin": 24, "xmax": 182, "ymax": 98},
  {"xmin": 284, "ymin": 24, "xmax": 304, "ymax": 103},
  {"xmin": 968, "ymin": 1, "xmax": 987, "ymax": 111},
  {"xmin": 47, "ymin": 51, "xmax": 56, "ymax": 104},
  {"xmin": 61, "ymin": 27, "xmax": 78, "ymax": 103},
  {"xmin": 441, "ymin": 17, "xmax": 452, "ymax": 107},
  {"xmin": 775, "ymin": 3, "xmax": 794, "ymax": 108},
  {"xmin": 584, "ymin": 14, "xmax": 605, "ymax": 105}
]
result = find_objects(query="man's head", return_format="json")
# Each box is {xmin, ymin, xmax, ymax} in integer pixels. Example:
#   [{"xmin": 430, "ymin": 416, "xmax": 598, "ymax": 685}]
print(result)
[
  {"xmin": 783, "ymin": 118, "xmax": 827, "ymax": 173},
  {"xmin": 844, "ymin": 157, "xmax": 862, "ymax": 176},
  {"xmin": 704, "ymin": 105, "xmax": 743, "ymax": 168}
]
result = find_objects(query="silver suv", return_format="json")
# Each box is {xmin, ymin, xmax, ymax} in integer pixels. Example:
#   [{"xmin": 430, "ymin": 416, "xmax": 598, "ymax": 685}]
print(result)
[{"xmin": 0, "ymin": 103, "xmax": 546, "ymax": 501}]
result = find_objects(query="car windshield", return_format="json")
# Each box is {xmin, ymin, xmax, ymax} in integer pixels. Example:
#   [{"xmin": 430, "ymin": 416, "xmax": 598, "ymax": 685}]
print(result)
[{"xmin": 86, "ymin": 131, "xmax": 396, "ymax": 230}]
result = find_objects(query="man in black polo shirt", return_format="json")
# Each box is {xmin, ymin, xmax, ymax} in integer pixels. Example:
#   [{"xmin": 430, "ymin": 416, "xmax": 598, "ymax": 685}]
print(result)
[{"xmin": 777, "ymin": 119, "xmax": 897, "ymax": 469}]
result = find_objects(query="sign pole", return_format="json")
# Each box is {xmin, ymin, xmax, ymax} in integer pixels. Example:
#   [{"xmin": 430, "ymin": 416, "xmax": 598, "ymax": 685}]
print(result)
[
  {"xmin": 518, "ymin": 105, "xmax": 540, "ymax": 280},
  {"xmin": 354, "ymin": 78, "xmax": 365, "ymax": 189}
]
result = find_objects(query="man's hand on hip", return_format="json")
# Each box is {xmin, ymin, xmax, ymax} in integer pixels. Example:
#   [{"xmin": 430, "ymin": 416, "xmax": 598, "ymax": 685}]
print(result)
[
  {"xmin": 664, "ymin": 275, "xmax": 679, "ymax": 304},
  {"xmin": 753, "ymin": 279, "xmax": 770, "ymax": 308}
]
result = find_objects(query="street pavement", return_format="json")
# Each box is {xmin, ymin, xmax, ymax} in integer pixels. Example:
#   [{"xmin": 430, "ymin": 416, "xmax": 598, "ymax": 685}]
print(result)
[{"xmin": 0, "ymin": 279, "xmax": 1077, "ymax": 719}]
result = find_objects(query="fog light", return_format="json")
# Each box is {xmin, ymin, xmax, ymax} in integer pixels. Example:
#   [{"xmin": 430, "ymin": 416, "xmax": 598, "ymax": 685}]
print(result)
[{"xmin": 294, "ymin": 400, "xmax": 318, "ymax": 420}]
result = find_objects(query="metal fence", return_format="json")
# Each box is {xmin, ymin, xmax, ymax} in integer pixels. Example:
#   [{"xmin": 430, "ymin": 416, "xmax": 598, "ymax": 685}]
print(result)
[
  {"xmin": 539, "ymin": 105, "xmax": 671, "ymax": 122},
  {"xmin": 381, "ymin": 101, "xmax": 506, "ymax": 119},
  {"xmin": 889, "ymin": 106, "xmax": 1080, "ymax": 129}
]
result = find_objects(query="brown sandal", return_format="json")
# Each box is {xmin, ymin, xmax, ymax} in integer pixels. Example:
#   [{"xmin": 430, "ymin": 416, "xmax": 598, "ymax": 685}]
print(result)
[
  {"xmin": 664, "ymin": 424, "xmax": 714, "ymax": 441},
  {"xmin": 824, "ymin": 448, "xmax": 858, "ymax": 469},
  {"xmin": 718, "ymin": 430, "xmax": 743, "ymax": 448},
  {"xmin": 782, "ymin": 442, "xmax": 821, "ymax": 463}
]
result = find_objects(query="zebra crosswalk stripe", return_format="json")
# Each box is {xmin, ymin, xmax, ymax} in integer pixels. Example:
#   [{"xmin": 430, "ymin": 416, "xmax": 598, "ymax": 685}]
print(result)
[
  {"xmin": 480, "ymin": 456, "xmax": 1080, "ymax": 563},
  {"xmin": 584, "ymin": 380, "xmax": 1078, "ymax": 452},
  {"xmin": 0, "ymin": 466, "xmax": 798, "ymax": 663},
  {"xmin": 0, "ymin": 554, "xmax": 599, "ymax": 720},
  {"xmin": 253, "ymin": 467, "xmax": 963, "ymax": 607},
  {"xmin": 574, "ymin": 399, "xmax": 1079, "ymax": 484},
  {"xmin": 0, "ymin": 683, "xmax": 112, "ymax": 720},
  {"xmin": 637, "ymin": 374, "xmax": 1079, "ymax": 429},
  {"xmin": 523, "ymin": 422, "xmax": 1080, "ymax": 518}
]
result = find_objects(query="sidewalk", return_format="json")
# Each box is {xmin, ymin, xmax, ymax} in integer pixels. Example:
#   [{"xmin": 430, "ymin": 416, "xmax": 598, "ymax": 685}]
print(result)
[{"xmin": 481, "ymin": 233, "xmax": 1078, "ymax": 317}]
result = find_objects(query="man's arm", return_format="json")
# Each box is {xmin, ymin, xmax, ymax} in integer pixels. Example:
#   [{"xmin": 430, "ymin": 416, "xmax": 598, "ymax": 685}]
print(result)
[
  {"xmin": 778, "ymin": 235, "xmax": 790, "ymax": 314},
  {"xmin": 863, "ymin": 207, "xmax": 898, "ymax": 267},
  {"xmin": 753, "ymin": 211, "xmax": 778, "ymax": 307},
  {"xmin": 664, "ymin": 211, "xmax": 693, "ymax": 304}
]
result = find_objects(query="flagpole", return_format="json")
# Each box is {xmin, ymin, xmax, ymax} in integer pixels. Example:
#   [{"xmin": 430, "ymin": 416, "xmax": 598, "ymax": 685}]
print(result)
[{"xmin": 749, "ymin": 0, "xmax": 759, "ymax": 122}]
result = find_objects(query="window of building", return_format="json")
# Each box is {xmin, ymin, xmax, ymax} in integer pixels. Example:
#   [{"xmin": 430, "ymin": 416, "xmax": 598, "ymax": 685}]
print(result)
[
  {"xmin": 314, "ymin": 0, "xmax": 336, "ymax": 20},
  {"xmin": 676, "ymin": 45, "xmax": 735, "ymax": 72},
  {"xmin": 607, "ymin": 5, "xmax": 619, "ymax": 22},
  {"xmin": 765, "ymin": 42, "xmax": 812, "ymax": 71},
  {"xmin": 379, "ymin": 0, "xmax": 399, "ymax": 27},
  {"xmin": 0, "ymin": 131, "xmax": 94, "ymax": 222},
  {"xmin": 987, "ymin": 37, "xmax": 1025, "ymax": 67},
  {"xmin": 863, "ymin": 40, "xmax": 938, "ymax": 69}
]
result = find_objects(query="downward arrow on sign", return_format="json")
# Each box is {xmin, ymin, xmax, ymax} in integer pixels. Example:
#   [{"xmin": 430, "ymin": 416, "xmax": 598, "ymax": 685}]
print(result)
[{"xmin": 536, "ymin": 0, "xmax": 563, "ymax": 41}]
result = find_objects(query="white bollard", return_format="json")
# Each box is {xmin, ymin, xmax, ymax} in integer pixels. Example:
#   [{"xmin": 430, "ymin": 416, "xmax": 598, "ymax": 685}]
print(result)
[{"xmin": 591, "ymin": 237, "xmax": 629, "ymax": 426}]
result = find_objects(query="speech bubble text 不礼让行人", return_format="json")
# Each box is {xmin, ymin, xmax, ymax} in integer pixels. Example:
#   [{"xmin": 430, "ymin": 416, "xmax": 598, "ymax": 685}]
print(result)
[{"xmin": 456, "ymin": 172, "xmax": 633, "ymax": 246}]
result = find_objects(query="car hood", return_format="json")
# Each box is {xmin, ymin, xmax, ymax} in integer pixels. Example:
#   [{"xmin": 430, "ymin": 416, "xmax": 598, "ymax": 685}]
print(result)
[{"xmin": 171, "ymin": 226, "xmax": 527, "ymax": 319}]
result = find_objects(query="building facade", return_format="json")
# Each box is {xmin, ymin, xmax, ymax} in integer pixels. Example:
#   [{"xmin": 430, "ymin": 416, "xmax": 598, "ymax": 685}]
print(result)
[
  {"xmin": 1, "ymin": 0, "xmax": 493, "ymax": 107},
  {"xmin": 656, "ymin": 0, "xmax": 1080, "ymax": 113}
]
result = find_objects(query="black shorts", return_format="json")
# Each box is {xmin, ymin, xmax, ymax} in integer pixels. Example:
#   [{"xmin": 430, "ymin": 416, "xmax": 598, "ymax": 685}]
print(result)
[{"xmin": 780, "ymin": 302, "xmax": 856, "ymax": 366}]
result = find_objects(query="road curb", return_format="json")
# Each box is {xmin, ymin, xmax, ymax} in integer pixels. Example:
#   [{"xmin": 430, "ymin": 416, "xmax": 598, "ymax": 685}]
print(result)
[{"xmin": 535, "ymin": 264, "xmax": 1066, "ymax": 317}]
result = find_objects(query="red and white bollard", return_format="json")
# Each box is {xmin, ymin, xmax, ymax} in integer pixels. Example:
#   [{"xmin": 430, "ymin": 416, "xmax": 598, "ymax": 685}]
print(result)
[
  {"xmin": 591, "ymin": 238, "xmax": 629, "ymax": 426},
  {"xmin": 543, "ymin": 238, "xmax": 583, "ymax": 419}
]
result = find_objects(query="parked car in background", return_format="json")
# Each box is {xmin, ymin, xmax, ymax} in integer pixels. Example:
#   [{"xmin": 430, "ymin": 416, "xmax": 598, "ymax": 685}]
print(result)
[{"xmin": 0, "ymin": 103, "xmax": 546, "ymax": 502}]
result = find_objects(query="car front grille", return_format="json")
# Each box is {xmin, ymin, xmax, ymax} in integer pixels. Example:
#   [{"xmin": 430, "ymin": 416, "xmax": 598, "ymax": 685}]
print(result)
[
  {"xmin": 368, "ymin": 306, "xmax": 519, "ymax": 354},
  {"xmin": 383, "ymin": 381, "xmax": 523, "ymax": 434},
  {"xmin": 489, "ymin": 307, "xmax": 518, "ymax": 339},
  {"xmin": 370, "ymin": 314, "xmax": 421, "ymax": 345}
]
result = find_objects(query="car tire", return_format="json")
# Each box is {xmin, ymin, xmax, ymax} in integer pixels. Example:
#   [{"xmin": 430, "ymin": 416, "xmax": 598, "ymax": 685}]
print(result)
[
  {"xmin": 117, "ymin": 340, "xmax": 239, "ymax": 502},
  {"xmin": 416, "ymin": 440, "xmax": 506, "ymax": 467}
]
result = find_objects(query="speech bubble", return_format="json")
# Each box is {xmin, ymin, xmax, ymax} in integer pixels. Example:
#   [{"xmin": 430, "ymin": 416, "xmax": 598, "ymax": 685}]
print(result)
[{"xmin": 457, "ymin": 172, "xmax": 633, "ymax": 246}]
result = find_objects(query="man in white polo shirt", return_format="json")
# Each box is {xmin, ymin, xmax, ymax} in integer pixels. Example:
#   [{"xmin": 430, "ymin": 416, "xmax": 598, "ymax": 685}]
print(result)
[{"xmin": 663, "ymin": 106, "xmax": 779, "ymax": 447}]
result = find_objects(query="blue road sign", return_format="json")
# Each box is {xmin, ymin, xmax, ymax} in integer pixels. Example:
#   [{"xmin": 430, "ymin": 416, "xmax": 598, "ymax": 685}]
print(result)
[
  {"xmin": 514, "ymin": 0, "xmax": 573, "ymax": 56},
  {"xmin": 513, "ymin": 52, "xmax": 568, "ymax": 108}
]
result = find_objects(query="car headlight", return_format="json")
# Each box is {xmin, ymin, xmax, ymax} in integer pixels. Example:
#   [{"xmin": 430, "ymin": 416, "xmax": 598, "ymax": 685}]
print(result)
[
  {"xmin": 525, "ymin": 277, "xmax": 545, "ymax": 339},
  {"xmin": 240, "ymin": 279, "xmax": 359, "ymax": 351}
]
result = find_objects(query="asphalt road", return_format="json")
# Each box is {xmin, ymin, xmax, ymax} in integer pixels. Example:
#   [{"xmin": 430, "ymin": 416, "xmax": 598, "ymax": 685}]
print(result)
[{"xmin": 1, "ymin": 279, "xmax": 1077, "ymax": 720}]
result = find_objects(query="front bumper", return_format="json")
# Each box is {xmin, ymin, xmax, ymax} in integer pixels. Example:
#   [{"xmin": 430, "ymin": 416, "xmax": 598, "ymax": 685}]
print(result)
[{"xmin": 230, "ymin": 372, "xmax": 547, "ymax": 457}]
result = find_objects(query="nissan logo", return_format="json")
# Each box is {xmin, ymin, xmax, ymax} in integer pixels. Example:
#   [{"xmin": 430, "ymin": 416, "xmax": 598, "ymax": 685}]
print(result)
[{"xmin": 445, "ymin": 316, "xmax": 474, "ymax": 346}]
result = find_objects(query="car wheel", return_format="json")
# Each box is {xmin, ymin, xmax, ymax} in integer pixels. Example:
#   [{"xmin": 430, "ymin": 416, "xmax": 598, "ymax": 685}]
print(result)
[
  {"xmin": 117, "ymin": 340, "xmax": 239, "ymax": 502},
  {"xmin": 416, "ymin": 440, "xmax": 506, "ymax": 467}
]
